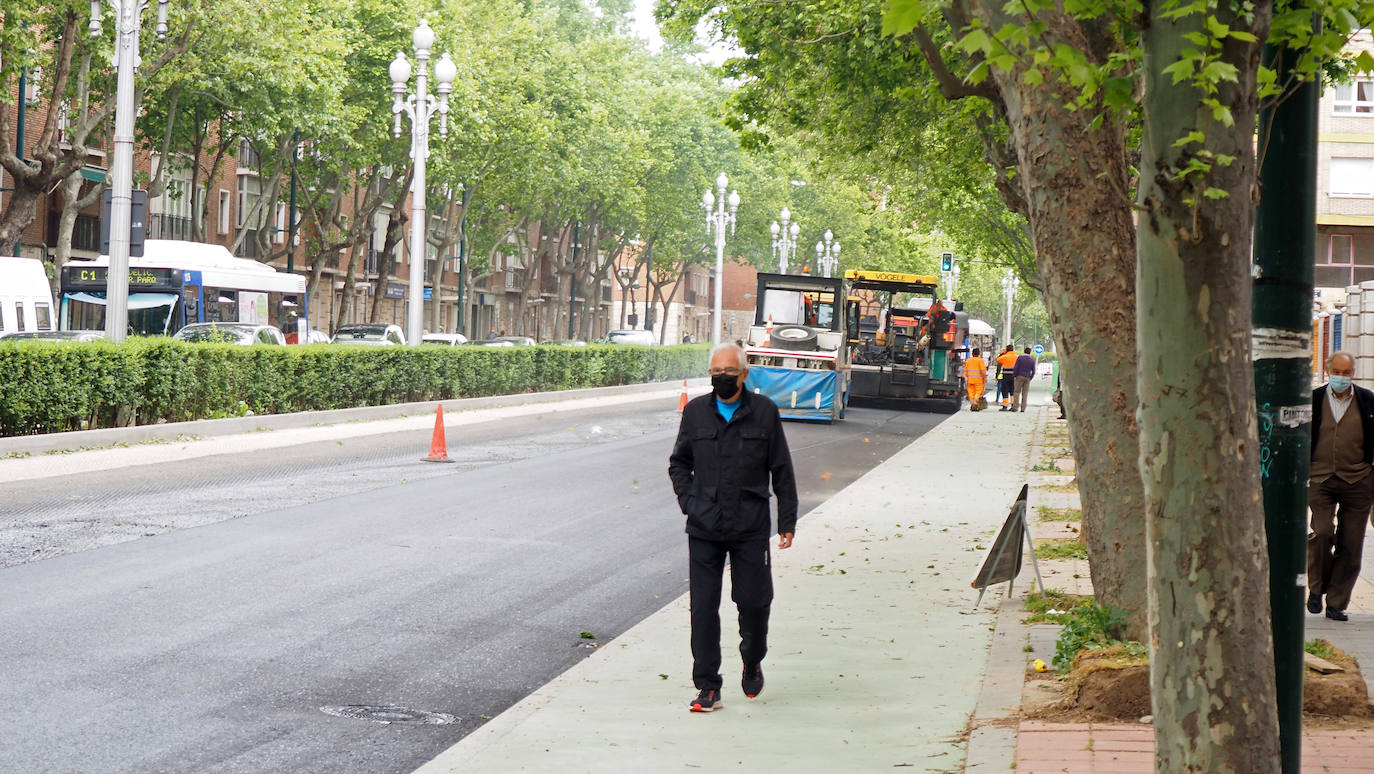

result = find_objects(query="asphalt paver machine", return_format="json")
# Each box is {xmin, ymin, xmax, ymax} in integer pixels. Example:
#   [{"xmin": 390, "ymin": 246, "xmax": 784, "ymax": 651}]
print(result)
[{"xmin": 844, "ymin": 269, "xmax": 966, "ymax": 413}]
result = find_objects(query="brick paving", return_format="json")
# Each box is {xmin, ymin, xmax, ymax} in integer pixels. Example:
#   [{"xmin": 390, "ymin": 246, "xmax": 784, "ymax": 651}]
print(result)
[{"xmin": 1016, "ymin": 722, "xmax": 1374, "ymax": 772}]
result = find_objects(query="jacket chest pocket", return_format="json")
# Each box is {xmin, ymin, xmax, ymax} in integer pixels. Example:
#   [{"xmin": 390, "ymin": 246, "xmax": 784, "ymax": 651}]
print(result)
[{"xmin": 739, "ymin": 428, "xmax": 769, "ymax": 463}]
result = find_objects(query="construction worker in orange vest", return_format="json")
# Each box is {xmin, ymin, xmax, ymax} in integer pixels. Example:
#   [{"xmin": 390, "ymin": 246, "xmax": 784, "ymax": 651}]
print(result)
[
  {"xmin": 995, "ymin": 345, "xmax": 1018, "ymax": 410},
  {"xmin": 965, "ymin": 347, "xmax": 989, "ymax": 411}
]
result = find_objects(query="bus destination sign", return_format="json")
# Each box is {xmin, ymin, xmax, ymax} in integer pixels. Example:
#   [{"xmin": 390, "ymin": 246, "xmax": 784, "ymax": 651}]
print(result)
[{"xmin": 64, "ymin": 266, "xmax": 178, "ymax": 289}]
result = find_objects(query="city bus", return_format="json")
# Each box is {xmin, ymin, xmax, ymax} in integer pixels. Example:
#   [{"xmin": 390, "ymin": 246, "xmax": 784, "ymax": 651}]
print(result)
[{"xmin": 59, "ymin": 239, "xmax": 308, "ymax": 337}]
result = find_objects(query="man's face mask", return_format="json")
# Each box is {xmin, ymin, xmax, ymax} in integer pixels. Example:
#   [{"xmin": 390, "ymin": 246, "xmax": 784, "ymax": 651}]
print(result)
[{"xmin": 711, "ymin": 370, "xmax": 742, "ymax": 399}]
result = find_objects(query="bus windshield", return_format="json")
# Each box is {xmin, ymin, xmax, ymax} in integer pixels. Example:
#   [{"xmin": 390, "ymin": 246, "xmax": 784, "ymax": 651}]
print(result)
[{"xmin": 63, "ymin": 292, "xmax": 179, "ymax": 336}]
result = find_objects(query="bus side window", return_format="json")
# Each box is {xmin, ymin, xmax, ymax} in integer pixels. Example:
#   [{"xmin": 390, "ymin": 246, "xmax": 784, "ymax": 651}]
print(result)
[
  {"xmin": 16, "ymin": 302, "xmax": 27, "ymax": 332},
  {"xmin": 35, "ymin": 303, "xmax": 52, "ymax": 331}
]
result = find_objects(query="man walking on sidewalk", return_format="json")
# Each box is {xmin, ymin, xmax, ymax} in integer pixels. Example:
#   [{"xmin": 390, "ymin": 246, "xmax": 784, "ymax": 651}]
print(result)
[
  {"xmin": 669, "ymin": 343, "xmax": 798, "ymax": 712},
  {"xmin": 1308, "ymin": 351, "xmax": 1374, "ymax": 622},
  {"xmin": 1013, "ymin": 347, "xmax": 1037, "ymax": 412}
]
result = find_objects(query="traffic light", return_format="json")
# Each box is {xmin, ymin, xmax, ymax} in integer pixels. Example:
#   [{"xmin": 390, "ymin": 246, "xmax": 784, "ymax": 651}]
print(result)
[{"xmin": 940, "ymin": 252, "xmax": 954, "ymax": 272}]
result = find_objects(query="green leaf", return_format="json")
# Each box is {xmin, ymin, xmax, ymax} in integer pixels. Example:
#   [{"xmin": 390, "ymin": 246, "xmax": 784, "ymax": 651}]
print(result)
[
  {"xmin": 1172, "ymin": 130, "xmax": 1206, "ymax": 148},
  {"xmin": 1357, "ymin": 51, "xmax": 1374, "ymax": 74},
  {"xmin": 956, "ymin": 28, "xmax": 993, "ymax": 56},
  {"xmin": 1228, "ymin": 29, "xmax": 1259, "ymax": 42},
  {"xmin": 1162, "ymin": 59, "xmax": 1197, "ymax": 84},
  {"xmin": 1203, "ymin": 187, "xmax": 1229, "ymax": 199},
  {"xmin": 1202, "ymin": 61, "xmax": 1240, "ymax": 84},
  {"xmin": 881, "ymin": 0, "xmax": 924, "ymax": 37}
]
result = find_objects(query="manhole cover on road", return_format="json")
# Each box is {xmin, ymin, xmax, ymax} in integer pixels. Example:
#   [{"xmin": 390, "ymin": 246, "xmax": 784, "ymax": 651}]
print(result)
[{"xmin": 319, "ymin": 705, "xmax": 457, "ymax": 725}]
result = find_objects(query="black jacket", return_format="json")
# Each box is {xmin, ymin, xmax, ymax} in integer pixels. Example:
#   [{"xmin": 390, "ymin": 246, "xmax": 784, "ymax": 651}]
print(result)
[
  {"xmin": 668, "ymin": 390, "xmax": 799, "ymax": 541},
  {"xmin": 1311, "ymin": 383, "xmax": 1374, "ymax": 464}
]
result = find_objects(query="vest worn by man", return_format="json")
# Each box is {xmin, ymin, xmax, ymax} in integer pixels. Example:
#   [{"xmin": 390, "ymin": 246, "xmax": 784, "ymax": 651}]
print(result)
[{"xmin": 1312, "ymin": 394, "xmax": 1370, "ymax": 484}]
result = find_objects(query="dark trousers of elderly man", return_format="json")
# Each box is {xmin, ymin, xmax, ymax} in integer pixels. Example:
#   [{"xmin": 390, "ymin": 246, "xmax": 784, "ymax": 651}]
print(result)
[
  {"xmin": 670, "ymin": 387, "xmax": 798, "ymax": 713},
  {"xmin": 1308, "ymin": 378, "xmax": 1374, "ymax": 621}
]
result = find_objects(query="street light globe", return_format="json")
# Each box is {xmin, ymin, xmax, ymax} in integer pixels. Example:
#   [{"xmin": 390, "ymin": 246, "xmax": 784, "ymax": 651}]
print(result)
[
  {"xmin": 389, "ymin": 52, "xmax": 412, "ymax": 88},
  {"xmin": 833, "ymin": 241, "xmax": 840, "ymax": 255},
  {"xmin": 434, "ymin": 52, "xmax": 458, "ymax": 86},
  {"xmin": 412, "ymin": 19, "xmax": 435, "ymax": 54},
  {"xmin": 716, "ymin": 172, "xmax": 729, "ymax": 191},
  {"xmin": 789, "ymin": 222, "xmax": 800, "ymax": 238},
  {"xmin": 780, "ymin": 206, "xmax": 791, "ymax": 223},
  {"xmin": 727, "ymin": 190, "xmax": 740, "ymax": 209},
  {"xmin": 815, "ymin": 242, "xmax": 824, "ymax": 257},
  {"xmin": 824, "ymin": 228, "xmax": 833, "ymax": 243},
  {"xmin": 770, "ymin": 221, "xmax": 781, "ymax": 237},
  {"xmin": 703, "ymin": 189, "xmax": 715, "ymax": 208}
]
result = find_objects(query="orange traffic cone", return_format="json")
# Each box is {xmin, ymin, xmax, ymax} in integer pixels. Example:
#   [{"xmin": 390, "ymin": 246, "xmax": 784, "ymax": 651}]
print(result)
[
  {"xmin": 422, "ymin": 405, "xmax": 455, "ymax": 463},
  {"xmin": 764, "ymin": 315, "xmax": 774, "ymax": 347},
  {"xmin": 678, "ymin": 379, "xmax": 689, "ymax": 412}
]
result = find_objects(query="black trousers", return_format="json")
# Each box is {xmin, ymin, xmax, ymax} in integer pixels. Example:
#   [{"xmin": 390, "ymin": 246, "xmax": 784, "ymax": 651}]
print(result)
[
  {"xmin": 689, "ymin": 535, "xmax": 773, "ymax": 691},
  {"xmin": 1308, "ymin": 473, "xmax": 1374, "ymax": 611}
]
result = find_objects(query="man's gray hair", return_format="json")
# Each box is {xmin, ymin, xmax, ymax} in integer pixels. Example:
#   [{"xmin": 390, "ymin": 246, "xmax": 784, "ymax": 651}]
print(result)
[
  {"xmin": 709, "ymin": 342, "xmax": 748, "ymax": 369},
  {"xmin": 1329, "ymin": 350, "xmax": 1356, "ymax": 368}
]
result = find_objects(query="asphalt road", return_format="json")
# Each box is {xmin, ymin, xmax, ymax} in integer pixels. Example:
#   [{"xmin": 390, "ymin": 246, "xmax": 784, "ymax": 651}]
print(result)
[{"xmin": 0, "ymin": 398, "xmax": 946, "ymax": 774}]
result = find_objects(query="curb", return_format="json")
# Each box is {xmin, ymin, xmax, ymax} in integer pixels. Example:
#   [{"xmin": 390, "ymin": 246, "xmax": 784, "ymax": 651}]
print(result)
[{"xmin": 0, "ymin": 377, "xmax": 708, "ymax": 457}]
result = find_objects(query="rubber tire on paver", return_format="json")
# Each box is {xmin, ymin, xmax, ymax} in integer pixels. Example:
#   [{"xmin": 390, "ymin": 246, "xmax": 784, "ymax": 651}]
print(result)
[{"xmin": 769, "ymin": 325, "xmax": 818, "ymax": 352}]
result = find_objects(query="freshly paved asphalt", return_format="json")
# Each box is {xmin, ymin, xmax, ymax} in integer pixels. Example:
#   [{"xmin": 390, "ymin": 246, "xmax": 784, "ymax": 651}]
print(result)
[{"xmin": 0, "ymin": 397, "xmax": 945, "ymax": 774}]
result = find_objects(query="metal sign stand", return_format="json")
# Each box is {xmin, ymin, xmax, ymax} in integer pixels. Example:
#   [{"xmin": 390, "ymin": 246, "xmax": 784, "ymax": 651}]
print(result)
[{"xmin": 972, "ymin": 484, "xmax": 1047, "ymax": 608}]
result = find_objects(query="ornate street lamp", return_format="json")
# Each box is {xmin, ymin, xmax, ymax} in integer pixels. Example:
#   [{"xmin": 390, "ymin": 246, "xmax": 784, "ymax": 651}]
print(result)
[
  {"xmin": 815, "ymin": 228, "xmax": 841, "ymax": 278},
  {"xmin": 770, "ymin": 207, "xmax": 800, "ymax": 274},
  {"xmin": 703, "ymin": 173, "xmax": 740, "ymax": 344},
  {"xmin": 389, "ymin": 20, "xmax": 456, "ymax": 345}
]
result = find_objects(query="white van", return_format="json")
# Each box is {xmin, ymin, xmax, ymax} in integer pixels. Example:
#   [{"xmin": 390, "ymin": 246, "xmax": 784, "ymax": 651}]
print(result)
[{"xmin": 0, "ymin": 257, "xmax": 57, "ymax": 335}]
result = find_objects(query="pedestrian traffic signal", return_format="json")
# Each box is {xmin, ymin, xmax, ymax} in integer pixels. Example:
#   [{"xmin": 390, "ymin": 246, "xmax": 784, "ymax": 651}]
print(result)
[{"xmin": 940, "ymin": 252, "xmax": 953, "ymax": 272}]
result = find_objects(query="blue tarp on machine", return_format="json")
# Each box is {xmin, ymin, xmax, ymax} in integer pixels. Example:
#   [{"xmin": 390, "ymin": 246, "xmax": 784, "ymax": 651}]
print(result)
[{"xmin": 746, "ymin": 366, "xmax": 840, "ymax": 422}]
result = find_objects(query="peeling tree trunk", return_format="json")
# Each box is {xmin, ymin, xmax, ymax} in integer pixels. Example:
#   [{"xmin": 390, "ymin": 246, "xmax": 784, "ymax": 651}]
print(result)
[
  {"xmin": 1136, "ymin": 3, "xmax": 1278, "ymax": 770},
  {"xmin": 961, "ymin": 0, "xmax": 1148, "ymax": 633}
]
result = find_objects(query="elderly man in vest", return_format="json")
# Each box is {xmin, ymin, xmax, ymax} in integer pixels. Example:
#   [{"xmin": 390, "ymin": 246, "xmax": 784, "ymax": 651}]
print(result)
[{"xmin": 1308, "ymin": 351, "xmax": 1374, "ymax": 622}]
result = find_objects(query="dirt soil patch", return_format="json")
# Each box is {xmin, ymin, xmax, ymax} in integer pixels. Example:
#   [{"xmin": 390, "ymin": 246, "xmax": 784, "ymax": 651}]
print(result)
[{"xmin": 1024, "ymin": 640, "xmax": 1373, "ymax": 726}]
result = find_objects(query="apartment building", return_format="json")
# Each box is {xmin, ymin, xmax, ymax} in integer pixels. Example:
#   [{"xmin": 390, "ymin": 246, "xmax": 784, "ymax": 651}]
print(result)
[{"xmin": 1317, "ymin": 29, "xmax": 1374, "ymax": 293}]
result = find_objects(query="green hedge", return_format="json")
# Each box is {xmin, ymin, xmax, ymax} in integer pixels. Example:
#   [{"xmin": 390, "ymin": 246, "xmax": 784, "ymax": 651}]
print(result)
[{"xmin": 0, "ymin": 340, "xmax": 709, "ymax": 437}]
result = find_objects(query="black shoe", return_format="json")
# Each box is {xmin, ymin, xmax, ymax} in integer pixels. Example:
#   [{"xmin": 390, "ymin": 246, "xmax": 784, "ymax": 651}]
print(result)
[
  {"xmin": 742, "ymin": 664, "xmax": 764, "ymax": 698},
  {"xmin": 1327, "ymin": 608, "xmax": 1349, "ymax": 622},
  {"xmin": 689, "ymin": 688, "xmax": 723, "ymax": 712},
  {"xmin": 1308, "ymin": 593, "xmax": 1323, "ymax": 615}
]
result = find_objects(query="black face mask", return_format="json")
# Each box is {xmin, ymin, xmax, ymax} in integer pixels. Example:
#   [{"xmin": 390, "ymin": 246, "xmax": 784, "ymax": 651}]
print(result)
[{"xmin": 712, "ymin": 372, "xmax": 741, "ymax": 400}]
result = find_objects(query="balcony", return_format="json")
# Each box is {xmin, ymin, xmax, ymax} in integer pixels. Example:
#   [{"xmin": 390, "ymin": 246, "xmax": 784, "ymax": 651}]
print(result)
[
  {"xmin": 505, "ymin": 270, "xmax": 521, "ymax": 291},
  {"xmin": 685, "ymin": 288, "xmax": 698, "ymax": 305},
  {"xmin": 149, "ymin": 214, "xmax": 193, "ymax": 241}
]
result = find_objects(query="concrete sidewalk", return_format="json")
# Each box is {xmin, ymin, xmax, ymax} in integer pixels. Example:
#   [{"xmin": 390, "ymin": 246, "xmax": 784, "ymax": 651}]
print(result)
[{"xmin": 412, "ymin": 395, "xmax": 1046, "ymax": 773}]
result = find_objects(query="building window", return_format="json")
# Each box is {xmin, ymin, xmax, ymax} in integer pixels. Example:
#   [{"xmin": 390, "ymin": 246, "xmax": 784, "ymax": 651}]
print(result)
[
  {"xmin": 274, "ymin": 203, "xmax": 286, "ymax": 244},
  {"xmin": 237, "ymin": 138, "xmax": 260, "ymax": 171},
  {"xmin": 236, "ymin": 175, "xmax": 261, "ymax": 228},
  {"xmin": 218, "ymin": 189, "xmax": 231, "ymax": 234},
  {"xmin": 1330, "ymin": 157, "xmax": 1374, "ymax": 197},
  {"xmin": 151, "ymin": 159, "xmax": 194, "ymax": 240},
  {"xmin": 1334, "ymin": 79, "xmax": 1374, "ymax": 114}
]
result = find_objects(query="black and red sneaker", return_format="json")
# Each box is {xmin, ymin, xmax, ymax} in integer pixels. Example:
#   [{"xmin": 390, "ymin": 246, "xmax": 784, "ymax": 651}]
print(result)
[
  {"xmin": 742, "ymin": 664, "xmax": 764, "ymax": 698},
  {"xmin": 689, "ymin": 688, "xmax": 723, "ymax": 712}
]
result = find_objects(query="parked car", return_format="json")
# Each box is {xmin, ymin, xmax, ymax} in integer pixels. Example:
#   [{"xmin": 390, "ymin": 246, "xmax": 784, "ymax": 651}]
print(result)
[
  {"xmin": 173, "ymin": 322, "xmax": 286, "ymax": 345},
  {"xmin": 286, "ymin": 328, "xmax": 331, "ymax": 344},
  {"xmin": 541, "ymin": 339, "xmax": 587, "ymax": 347},
  {"xmin": 603, "ymin": 329, "xmax": 657, "ymax": 346},
  {"xmin": 332, "ymin": 323, "xmax": 406, "ymax": 346},
  {"xmin": 421, "ymin": 332, "xmax": 469, "ymax": 346},
  {"xmin": 476, "ymin": 335, "xmax": 535, "ymax": 346},
  {"xmin": 0, "ymin": 330, "xmax": 106, "ymax": 342}
]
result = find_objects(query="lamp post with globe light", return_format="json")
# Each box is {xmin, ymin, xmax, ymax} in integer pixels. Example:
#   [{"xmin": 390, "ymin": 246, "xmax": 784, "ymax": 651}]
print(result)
[
  {"xmin": 770, "ymin": 208, "xmax": 799, "ymax": 274},
  {"xmin": 89, "ymin": 0, "xmax": 170, "ymax": 342},
  {"xmin": 815, "ymin": 229, "xmax": 841, "ymax": 278},
  {"xmin": 1001, "ymin": 269, "xmax": 1020, "ymax": 347},
  {"xmin": 389, "ymin": 20, "xmax": 456, "ymax": 346},
  {"xmin": 703, "ymin": 173, "xmax": 739, "ymax": 344}
]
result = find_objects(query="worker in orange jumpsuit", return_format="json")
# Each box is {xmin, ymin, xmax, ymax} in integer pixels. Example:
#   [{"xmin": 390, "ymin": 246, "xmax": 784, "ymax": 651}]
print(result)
[
  {"xmin": 995, "ymin": 345, "xmax": 1018, "ymax": 410},
  {"xmin": 965, "ymin": 347, "xmax": 988, "ymax": 411}
]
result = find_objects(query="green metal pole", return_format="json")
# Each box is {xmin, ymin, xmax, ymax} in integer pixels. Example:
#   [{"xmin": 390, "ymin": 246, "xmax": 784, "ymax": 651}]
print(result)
[
  {"xmin": 569, "ymin": 221, "xmax": 579, "ymax": 340},
  {"xmin": 1253, "ymin": 40, "xmax": 1317, "ymax": 774},
  {"xmin": 457, "ymin": 184, "xmax": 468, "ymax": 336},
  {"xmin": 287, "ymin": 129, "xmax": 298, "ymax": 274},
  {"xmin": 14, "ymin": 67, "xmax": 25, "ymax": 257}
]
